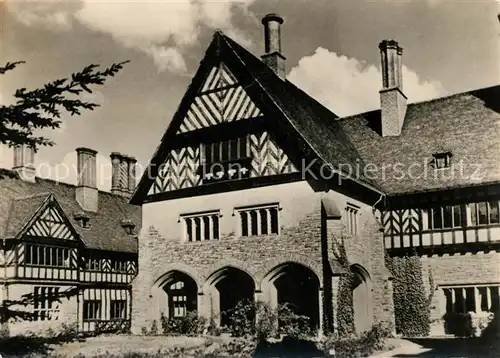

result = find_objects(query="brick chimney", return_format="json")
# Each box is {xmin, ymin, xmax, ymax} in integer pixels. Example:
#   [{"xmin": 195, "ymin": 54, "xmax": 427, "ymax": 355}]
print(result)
[
  {"xmin": 110, "ymin": 152, "xmax": 136, "ymax": 199},
  {"xmin": 379, "ymin": 39, "xmax": 407, "ymax": 137},
  {"xmin": 76, "ymin": 147, "xmax": 98, "ymax": 212},
  {"xmin": 261, "ymin": 13, "xmax": 286, "ymax": 79},
  {"xmin": 12, "ymin": 144, "xmax": 36, "ymax": 183}
]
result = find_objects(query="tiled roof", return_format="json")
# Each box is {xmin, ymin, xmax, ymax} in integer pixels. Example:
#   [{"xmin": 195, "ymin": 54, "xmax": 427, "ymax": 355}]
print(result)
[
  {"xmin": 221, "ymin": 34, "xmax": 382, "ymax": 192},
  {"xmin": 223, "ymin": 33, "xmax": 500, "ymax": 195},
  {"xmin": 338, "ymin": 86, "xmax": 500, "ymax": 194},
  {"xmin": 0, "ymin": 169, "xmax": 140, "ymax": 253}
]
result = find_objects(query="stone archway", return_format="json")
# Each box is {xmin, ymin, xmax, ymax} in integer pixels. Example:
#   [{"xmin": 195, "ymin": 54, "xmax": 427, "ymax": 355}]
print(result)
[
  {"xmin": 351, "ymin": 264, "xmax": 373, "ymax": 333},
  {"xmin": 204, "ymin": 266, "xmax": 255, "ymax": 328},
  {"xmin": 262, "ymin": 262, "xmax": 321, "ymax": 331},
  {"xmin": 152, "ymin": 270, "xmax": 198, "ymax": 319}
]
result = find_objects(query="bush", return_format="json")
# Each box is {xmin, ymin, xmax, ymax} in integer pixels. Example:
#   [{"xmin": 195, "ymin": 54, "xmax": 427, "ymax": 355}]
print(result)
[
  {"xmin": 276, "ymin": 303, "xmax": 313, "ymax": 339},
  {"xmin": 159, "ymin": 311, "xmax": 207, "ymax": 336},
  {"xmin": 321, "ymin": 321, "xmax": 393, "ymax": 358},
  {"xmin": 223, "ymin": 299, "xmax": 256, "ymax": 337},
  {"xmin": 443, "ymin": 312, "xmax": 475, "ymax": 337}
]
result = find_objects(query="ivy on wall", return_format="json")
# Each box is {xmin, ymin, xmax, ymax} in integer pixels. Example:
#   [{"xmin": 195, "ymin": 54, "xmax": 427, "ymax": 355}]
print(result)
[
  {"xmin": 385, "ymin": 251, "xmax": 433, "ymax": 337},
  {"xmin": 332, "ymin": 234, "xmax": 355, "ymax": 337}
]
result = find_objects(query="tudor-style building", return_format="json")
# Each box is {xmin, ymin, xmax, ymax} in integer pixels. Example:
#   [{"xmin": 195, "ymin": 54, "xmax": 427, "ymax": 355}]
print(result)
[
  {"xmin": 0, "ymin": 147, "xmax": 141, "ymax": 335},
  {"xmin": 130, "ymin": 14, "xmax": 396, "ymax": 335},
  {"xmin": 130, "ymin": 12, "xmax": 500, "ymax": 336}
]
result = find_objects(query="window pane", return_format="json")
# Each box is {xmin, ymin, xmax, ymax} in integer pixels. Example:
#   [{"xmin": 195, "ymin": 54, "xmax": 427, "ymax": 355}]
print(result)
[
  {"xmin": 453, "ymin": 205, "xmax": 462, "ymax": 227},
  {"xmin": 229, "ymin": 139, "xmax": 238, "ymax": 160},
  {"xmin": 194, "ymin": 217, "xmax": 201, "ymax": 241},
  {"xmin": 250, "ymin": 211, "xmax": 258, "ymax": 236},
  {"xmin": 186, "ymin": 218, "xmax": 193, "ymax": 241},
  {"xmin": 212, "ymin": 143, "xmax": 220, "ymax": 163},
  {"xmin": 213, "ymin": 216, "xmax": 219, "ymax": 240},
  {"xmin": 432, "ymin": 208, "xmax": 443, "ymax": 229},
  {"xmin": 221, "ymin": 140, "xmax": 229, "ymax": 162},
  {"xmin": 478, "ymin": 202, "xmax": 488, "ymax": 225},
  {"xmin": 239, "ymin": 136, "xmax": 247, "ymax": 158},
  {"xmin": 203, "ymin": 216, "xmax": 210, "ymax": 240},
  {"xmin": 489, "ymin": 201, "xmax": 499, "ymax": 224},
  {"xmin": 205, "ymin": 144, "xmax": 212, "ymax": 163},
  {"xmin": 270, "ymin": 208, "xmax": 279, "ymax": 234},
  {"xmin": 465, "ymin": 287, "xmax": 475, "ymax": 312},
  {"xmin": 442, "ymin": 206, "xmax": 452, "ymax": 228},
  {"xmin": 470, "ymin": 204, "xmax": 478, "ymax": 226},
  {"xmin": 240, "ymin": 212, "xmax": 248, "ymax": 237},
  {"xmin": 491, "ymin": 287, "xmax": 500, "ymax": 312},
  {"xmin": 260, "ymin": 209, "xmax": 268, "ymax": 235}
]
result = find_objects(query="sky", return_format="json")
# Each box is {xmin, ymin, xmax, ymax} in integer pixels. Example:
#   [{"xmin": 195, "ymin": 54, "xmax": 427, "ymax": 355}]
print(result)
[{"xmin": 1, "ymin": 0, "xmax": 499, "ymax": 191}]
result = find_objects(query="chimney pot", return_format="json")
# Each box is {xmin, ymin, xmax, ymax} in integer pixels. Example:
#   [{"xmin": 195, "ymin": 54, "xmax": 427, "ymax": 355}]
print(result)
[
  {"xmin": 12, "ymin": 144, "xmax": 36, "ymax": 183},
  {"xmin": 261, "ymin": 13, "xmax": 286, "ymax": 79},
  {"xmin": 76, "ymin": 147, "xmax": 98, "ymax": 212}
]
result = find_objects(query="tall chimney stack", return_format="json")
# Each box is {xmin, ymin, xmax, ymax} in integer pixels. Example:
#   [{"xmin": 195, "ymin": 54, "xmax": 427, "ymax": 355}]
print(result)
[
  {"xmin": 379, "ymin": 39, "xmax": 407, "ymax": 137},
  {"xmin": 110, "ymin": 152, "xmax": 136, "ymax": 199},
  {"xmin": 261, "ymin": 13, "xmax": 286, "ymax": 79},
  {"xmin": 76, "ymin": 147, "xmax": 98, "ymax": 212},
  {"xmin": 12, "ymin": 144, "xmax": 36, "ymax": 183}
]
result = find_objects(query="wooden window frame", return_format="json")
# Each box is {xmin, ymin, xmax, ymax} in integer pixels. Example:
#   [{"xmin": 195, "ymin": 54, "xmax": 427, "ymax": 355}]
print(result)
[
  {"xmin": 110, "ymin": 300, "xmax": 127, "ymax": 320},
  {"xmin": 83, "ymin": 300, "xmax": 102, "ymax": 321},
  {"xmin": 25, "ymin": 244, "xmax": 71, "ymax": 268},
  {"xmin": 33, "ymin": 286, "xmax": 60, "ymax": 321},
  {"xmin": 344, "ymin": 204, "xmax": 360, "ymax": 236}
]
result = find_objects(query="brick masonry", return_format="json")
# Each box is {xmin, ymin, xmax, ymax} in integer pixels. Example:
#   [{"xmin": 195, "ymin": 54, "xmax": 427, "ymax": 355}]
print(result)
[{"xmin": 132, "ymin": 181, "xmax": 395, "ymax": 334}]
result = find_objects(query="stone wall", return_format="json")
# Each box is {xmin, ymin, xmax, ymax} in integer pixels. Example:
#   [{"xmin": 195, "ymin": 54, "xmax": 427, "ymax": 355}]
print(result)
[{"xmin": 132, "ymin": 181, "xmax": 395, "ymax": 334}]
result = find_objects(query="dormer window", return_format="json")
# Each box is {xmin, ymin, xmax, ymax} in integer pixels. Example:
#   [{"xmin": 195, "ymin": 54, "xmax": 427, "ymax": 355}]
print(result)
[
  {"xmin": 432, "ymin": 152, "xmax": 452, "ymax": 169},
  {"xmin": 121, "ymin": 219, "xmax": 136, "ymax": 235},
  {"xmin": 74, "ymin": 212, "xmax": 91, "ymax": 229}
]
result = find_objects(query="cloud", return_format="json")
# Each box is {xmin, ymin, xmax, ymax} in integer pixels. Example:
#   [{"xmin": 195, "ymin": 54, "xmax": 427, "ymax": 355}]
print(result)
[
  {"xmin": 8, "ymin": 0, "xmax": 256, "ymax": 74},
  {"xmin": 7, "ymin": 0, "xmax": 76, "ymax": 30},
  {"xmin": 287, "ymin": 47, "xmax": 446, "ymax": 117}
]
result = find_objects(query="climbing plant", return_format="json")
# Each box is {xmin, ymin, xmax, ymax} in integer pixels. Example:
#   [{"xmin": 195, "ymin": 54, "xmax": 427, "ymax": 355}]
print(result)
[
  {"xmin": 331, "ymin": 234, "xmax": 355, "ymax": 337},
  {"xmin": 385, "ymin": 251, "xmax": 434, "ymax": 337}
]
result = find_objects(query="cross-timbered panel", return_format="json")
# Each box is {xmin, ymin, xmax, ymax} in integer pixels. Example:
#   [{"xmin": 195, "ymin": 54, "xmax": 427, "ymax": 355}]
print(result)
[
  {"xmin": 148, "ymin": 131, "xmax": 297, "ymax": 195},
  {"xmin": 177, "ymin": 62, "xmax": 262, "ymax": 133},
  {"xmin": 24, "ymin": 202, "xmax": 76, "ymax": 240},
  {"xmin": 249, "ymin": 132, "xmax": 297, "ymax": 177},
  {"xmin": 149, "ymin": 146, "xmax": 202, "ymax": 194}
]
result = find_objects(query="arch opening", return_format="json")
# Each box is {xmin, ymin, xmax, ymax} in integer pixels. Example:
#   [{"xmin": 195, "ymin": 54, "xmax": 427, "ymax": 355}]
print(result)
[
  {"xmin": 351, "ymin": 264, "xmax": 373, "ymax": 333},
  {"xmin": 205, "ymin": 267, "xmax": 255, "ymax": 328},
  {"xmin": 156, "ymin": 270, "xmax": 198, "ymax": 319},
  {"xmin": 263, "ymin": 262, "xmax": 321, "ymax": 331}
]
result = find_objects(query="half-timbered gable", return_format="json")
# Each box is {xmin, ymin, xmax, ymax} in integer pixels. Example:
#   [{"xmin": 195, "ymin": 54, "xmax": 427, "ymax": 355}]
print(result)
[
  {"xmin": 0, "ymin": 146, "xmax": 141, "ymax": 336},
  {"xmin": 133, "ymin": 31, "xmax": 380, "ymax": 205}
]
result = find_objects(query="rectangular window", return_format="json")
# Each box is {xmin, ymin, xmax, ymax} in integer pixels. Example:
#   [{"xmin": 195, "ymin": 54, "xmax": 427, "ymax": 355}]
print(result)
[
  {"xmin": 25, "ymin": 245, "xmax": 70, "ymax": 267},
  {"xmin": 111, "ymin": 260, "xmax": 127, "ymax": 273},
  {"xmin": 85, "ymin": 257, "xmax": 101, "ymax": 271},
  {"xmin": 470, "ymin": 201, "xmax": 500, "ymax": 226},
  {"xmin": 110, "ymin": 300, "xmax": 127, "ymax": 320},
  {"xmin": 83, "ymin": 300, "xmax": 101, "ymax": 321},
  {"xmin": 203, "ymin": 136, "xmax": 248, "ymax": 164},
  {"xmin": 182, "ymin": 211, "xmax": 220, "ymax": 242},
  {"xmin": 237, "ymin": 204, "xmax": 279, "ymax": 237},
  {"xmin": 443, "ymin": 285, "xmax": 500, "ymax": 314},
  {"xmin": 428, "ymin": 205, "xmax": 463, "ymax": 229},
  {"xmin": 344, "ymin": 205, "xmax": 359, "ymax": 236},
  {"xmin": 33, "ymin": 286, "xmax": 60, "ymax": 321}
]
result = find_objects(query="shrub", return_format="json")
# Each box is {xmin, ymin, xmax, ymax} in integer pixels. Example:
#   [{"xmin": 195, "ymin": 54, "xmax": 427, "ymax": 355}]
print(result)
[
  {"xmin": 276, "ymin": 303, "xmax": 313, "ymax": 339},
  {"xmin": 443, "ymin": 312, "xmax": 474, "ymax": 337},
  {"xmin": 321, "ymin": 321, "xmax": 393, "ymax": 358},
  {"xmin": 159, "ymin": 311, "xmax": 207, "ymax": 336},
  {"xmin": 223, "ymin": 299, "xmax": 256, "ymax": 337}
]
